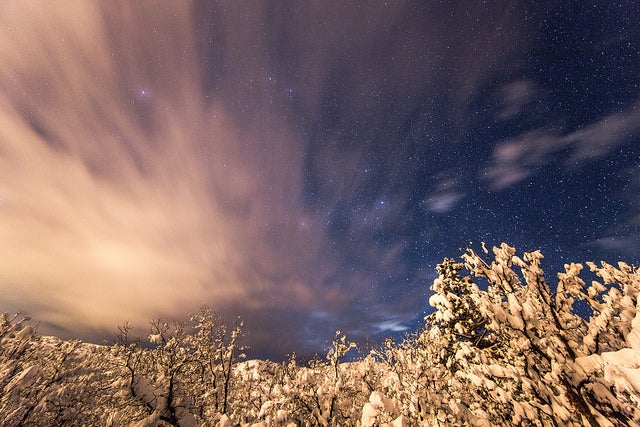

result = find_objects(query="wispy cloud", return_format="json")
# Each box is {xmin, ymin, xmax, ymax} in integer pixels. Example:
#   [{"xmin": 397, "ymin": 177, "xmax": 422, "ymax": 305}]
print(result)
[
  {"xmin": 0, "ymin": 1, "xmax": 323, "ymax": 344},
  {"xmin": 565, "ymin": 105, "xmax": 640, "ymax": 163},
  {"xmin": 375, "ymin": 317, "xmax": 411, "ymax": 333},
  {"xmin": 591, "ymin": 234, "xmax": 640, "ymax": 258},
  {"xmin": 424, "ymin": 177, "xmax": 464, "ymax": 214},
  {"xmin": 483, "ymin": 102, "xmax": 640, "ymax": 190},
  {"xmin": 590, "ymin": 165, "xmax": 640, "ymax": 260},
  {"xmin": 496, "ymin": 79, "xmax": 537, "ymax": 120}
]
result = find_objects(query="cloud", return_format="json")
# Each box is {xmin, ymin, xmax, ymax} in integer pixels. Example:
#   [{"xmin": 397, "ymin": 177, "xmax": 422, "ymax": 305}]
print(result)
[
  {"xmin": 483, "ymin": 101, "xmax": 640, "ymax": 190},
  {"xmin": 482, "ymin": 130, "xmax": 558, "ymax": 190},
  {"xmin": 565, "ymin": 105, "xmax": 640, "ymax": 163},
  {"xmin": 426, "ymin": 192, "xmax": 462, "ymax": 213},
  {"xmin": 496, "ymin": 79, "xmax": 537, "ymax": 120},
  {"xmin": 424, "ymin": 177, "xmax": 464, "ymax": 214},
  {"xmin": 375, "ymin": 318, "xmax": 411, "ymax": 333},
  {"xmin": 592, "ymin": 235, "xmax": 640, "ymax": 258},
  {"xmin": 589, "ymin": 165, "xmax": 640, "ymax": 261},
  {"xmin": 0, "ymin": 1, "xmax": 324, "ymax": 345}
]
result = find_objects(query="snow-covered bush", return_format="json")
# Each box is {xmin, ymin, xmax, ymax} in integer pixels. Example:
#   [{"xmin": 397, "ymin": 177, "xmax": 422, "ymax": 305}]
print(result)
[
  {"xmin": 109, "ymin": 309, "xmax": 245, "ymax": 426},
  {"xmin": 253, "ymin": 330, "xmax": 364, "ymax": 426},
  {"xmin": 1, "ymin": 324, "xmax": 114, "ymax": 427},
  {"xmin": 422, "ymin": 243, "xmax": 640, "ymax": 425}
]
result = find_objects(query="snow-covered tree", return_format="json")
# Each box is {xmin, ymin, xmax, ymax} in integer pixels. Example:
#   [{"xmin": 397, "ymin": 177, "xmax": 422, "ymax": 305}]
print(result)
[
  {"xmin": 109, "ymin": 309, "xmax": 246, "ymax": 426},
  {"xmin": 186, "ymin": 308, "xmax": 245, "ymax": 421},
  {"xmin": 424, "ymin": 243, "xmax": 640, "ymax": 425},
  {"xmin": 252, "ymin": 330, "xmax": 364, "ymax": 425}
]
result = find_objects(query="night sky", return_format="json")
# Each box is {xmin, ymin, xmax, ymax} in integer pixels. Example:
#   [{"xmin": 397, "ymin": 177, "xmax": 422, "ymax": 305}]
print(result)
[{"xmin": 0, "ymin": 1, "xmax": 638, "ymax": 360}]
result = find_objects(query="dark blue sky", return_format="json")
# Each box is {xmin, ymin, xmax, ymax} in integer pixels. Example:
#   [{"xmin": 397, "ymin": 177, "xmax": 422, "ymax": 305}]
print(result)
[{"xmin": 0, "ymin": 1, "xmax": 638, "ymax": 360}]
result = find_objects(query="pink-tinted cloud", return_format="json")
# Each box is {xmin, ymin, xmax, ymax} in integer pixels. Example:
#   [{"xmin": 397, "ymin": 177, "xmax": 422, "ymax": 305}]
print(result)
[
  {"xmin": 0, "ymin": 1, "xmax": 324, "ymax": 343},
  {"xmin": 496, "ymin": 79, "xmax": 537, "ymax": 120}
]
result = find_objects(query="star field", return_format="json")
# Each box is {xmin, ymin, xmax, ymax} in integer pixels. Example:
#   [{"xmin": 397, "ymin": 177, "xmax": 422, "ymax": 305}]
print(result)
[{"xmin": 0, "ymin": 1, "xmax": 638, "ymax": 360}]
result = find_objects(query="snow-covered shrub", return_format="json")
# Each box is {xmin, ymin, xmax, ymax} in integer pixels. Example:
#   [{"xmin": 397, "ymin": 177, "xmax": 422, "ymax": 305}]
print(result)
[
  {"xmin": 369, "ymin": 243, "xmax": 639, "ymax": 425},
  {"xmin": 253, "ymin": 330, "xmax": 364, "ymax": 426},
  {"xmin": 427, "ymin": 243, "xmax": 640, "ymax": 425},
  {"xmin": 0, "ymin": 329, "xmax": 116, "ymax": 427},
  {"xmin": 109, "ymin": 309, "xmax": 246, "ymax": 426}
]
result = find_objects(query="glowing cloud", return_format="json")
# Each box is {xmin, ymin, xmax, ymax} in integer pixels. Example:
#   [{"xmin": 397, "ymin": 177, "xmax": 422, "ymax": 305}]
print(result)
[{"xmin": 0, "ymin": 1, "xmax": 322, "ymax": 344}]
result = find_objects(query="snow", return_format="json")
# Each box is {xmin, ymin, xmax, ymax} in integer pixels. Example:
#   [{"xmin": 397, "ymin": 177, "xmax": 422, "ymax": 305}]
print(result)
[
  {"xmin": 5, "ymin": 364, "xmax": 39, "ymax": 392},
  {"xmin": 576, "ymin": 347, "xmax": 640, "ymax": 396},
  {"xmin": 217, "ymin": 414, "xmax": 233, "ymax": 427},
  {"xmin": 361, "ymin": 392, "xmax": 403, "ymax": 427},
  {"xmin": 14, "ymin": 325, "xmax": 33, "ymax": 340},
  {"xmin": 628, "ymin": 301, "xmax": 640, "ymax": 350},
  {"xmin": 360, "ymin": 401, "xmax": 379, "ymax": 426},
  {"xmin": 573, "ymin": 295, "xmax": 640, "ymax": 398}
]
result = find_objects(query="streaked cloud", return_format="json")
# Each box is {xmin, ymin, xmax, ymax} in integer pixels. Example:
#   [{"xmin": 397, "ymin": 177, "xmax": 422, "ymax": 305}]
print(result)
[
  {"xmin": 375, "ymin": 318, "xmax": 411, "ymax": 333},
  {"xmin": 0, "ymin": 1, "xmax": 323, "ymax": 345},
  {"xmin": 424, "ymin": 177, "xmax": 464, "ymax": 214},
  {"xmin": 565, "ymin": 105, "xmax": 640, "ymax": 163},
  {"xmin": 496, "ymin": 79, "xmax": 537, "ymax": 120},
  {"xmin": 590, "ymin": 165, "xmax": 640, "ymax": 257},
  {"xmin": 483, "ymin": 101, "xmax": 640, "ymax": 190}
]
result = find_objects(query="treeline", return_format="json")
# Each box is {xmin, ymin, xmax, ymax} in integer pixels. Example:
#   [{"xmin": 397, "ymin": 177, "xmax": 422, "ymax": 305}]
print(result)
[{"xmin": 1, "ymin": 243, "xmax": 639, "ymax": 426}]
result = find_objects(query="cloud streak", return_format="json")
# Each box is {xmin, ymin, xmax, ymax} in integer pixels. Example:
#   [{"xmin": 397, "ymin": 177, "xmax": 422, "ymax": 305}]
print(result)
[
  {"xmin": 0, "ymin": 1, "xmax": 324, "ymax": 353},
  {"xmin": 483, "ymin": 101, "xmax": 640, "ymax": 191}
]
